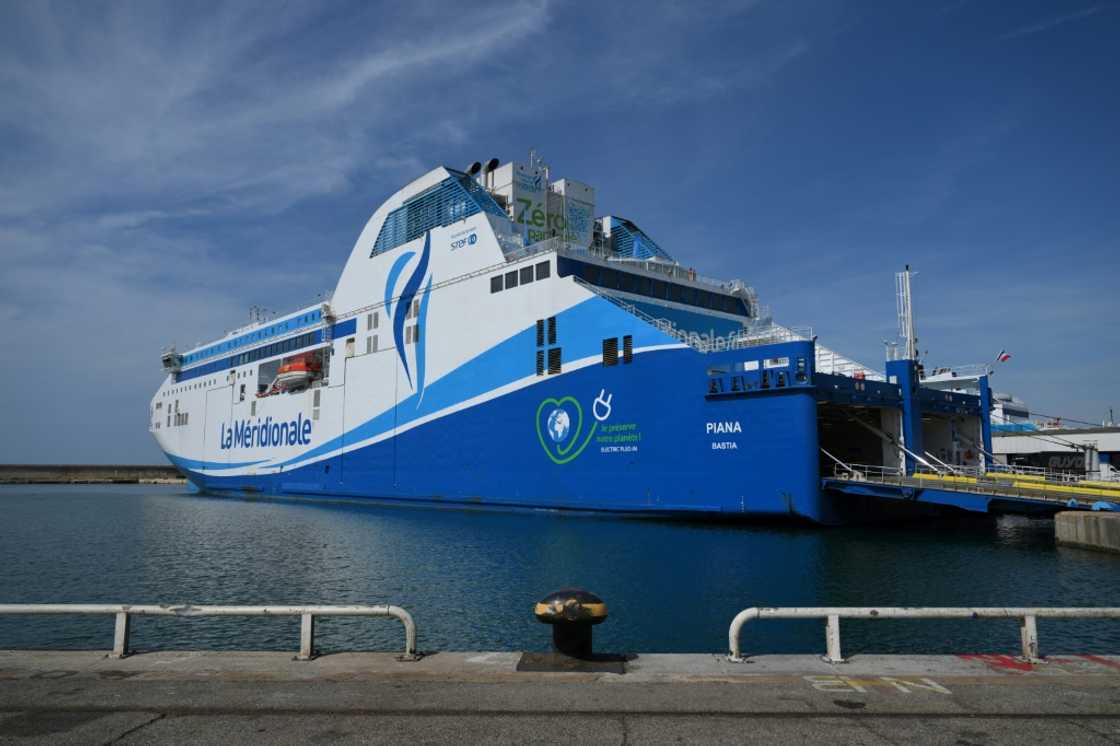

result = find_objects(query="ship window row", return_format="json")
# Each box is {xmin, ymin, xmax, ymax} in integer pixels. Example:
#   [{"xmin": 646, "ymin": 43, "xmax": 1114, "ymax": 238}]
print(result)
[
  {"xmin": 163, "ymin": 377, "xmax": 222, "ymax": 397},
  {"xmin": 182, "ymin": 310, "xmax": 323, "ymax": 365},
  {"xmin": 177, "ymin": 331, "xmax": 325, "ymax": 383},
  {"xmin": 556, "ymin": 257, "xmax": 748, "ymax": 317},
  {"xmin": 491, "ymin": 261, "xmax": 551, "ymax": 294}
]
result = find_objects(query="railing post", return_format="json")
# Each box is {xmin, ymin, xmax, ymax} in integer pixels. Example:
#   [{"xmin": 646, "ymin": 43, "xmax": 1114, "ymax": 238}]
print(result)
[
  {"xmin": 1019, "ymin": 614, "xmax": 1040, "ymax": 662},
  {"xmin": 824, "ymin": 614, "xmax": 844, "ymax": 663},
  {"xmin": 112, "ymin": 611, "xmax": 130, "ymax": 658},
  {"xmin": 298, "ymin": 613, "xmax": 315, "ymax": 660}
]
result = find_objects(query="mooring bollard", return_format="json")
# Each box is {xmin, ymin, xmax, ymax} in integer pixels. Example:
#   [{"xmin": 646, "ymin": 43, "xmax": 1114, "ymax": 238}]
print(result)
[{"xmin": 534, "ymin": 588, "xmax": 608, "ymax": 659}]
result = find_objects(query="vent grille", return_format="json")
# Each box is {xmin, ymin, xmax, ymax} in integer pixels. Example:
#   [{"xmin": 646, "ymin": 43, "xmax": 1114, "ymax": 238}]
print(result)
[{"xmin": 602, "ymin": 338, "xmax": 618, "ymax": 367}]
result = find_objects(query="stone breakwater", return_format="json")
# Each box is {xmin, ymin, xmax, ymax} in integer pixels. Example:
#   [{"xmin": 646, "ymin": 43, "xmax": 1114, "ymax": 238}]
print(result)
[{"xmin": 0, "ymin": 464, "xmax": 184, "ymax": 485}]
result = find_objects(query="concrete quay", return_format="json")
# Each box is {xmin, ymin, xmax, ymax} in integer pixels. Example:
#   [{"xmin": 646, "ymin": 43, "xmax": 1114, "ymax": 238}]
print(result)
[
  {"xmin": 1057, "ymin": 511, "xmax": 1120, "ymax": 554},
  {"xmin": 2, "ymin": 650, "xmax": 1119, "ymax": 744}
]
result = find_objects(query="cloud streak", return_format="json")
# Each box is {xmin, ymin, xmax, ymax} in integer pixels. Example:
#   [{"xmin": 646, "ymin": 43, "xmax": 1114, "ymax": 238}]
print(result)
[{"xmin": 998, "ymin": 5, "xmax": 1104, "ymax": 41}]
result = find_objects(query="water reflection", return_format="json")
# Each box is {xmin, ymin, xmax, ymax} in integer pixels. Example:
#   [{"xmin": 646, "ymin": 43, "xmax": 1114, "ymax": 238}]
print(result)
[{"xmin": 1, "ymin": 486, "xmax": 1117, "ymax": 656}]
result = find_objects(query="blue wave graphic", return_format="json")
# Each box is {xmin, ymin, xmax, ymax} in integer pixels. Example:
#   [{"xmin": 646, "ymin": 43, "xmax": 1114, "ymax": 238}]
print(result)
[{"xmin": 391, "ymin": 232, "xmax": 431, "ymax": 388}]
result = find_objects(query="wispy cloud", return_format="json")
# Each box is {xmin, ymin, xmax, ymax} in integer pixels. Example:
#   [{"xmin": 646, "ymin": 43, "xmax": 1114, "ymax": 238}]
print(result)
[{"xmin": 998, "ymin": 5, "xmax": 1104, "ymax": 41}]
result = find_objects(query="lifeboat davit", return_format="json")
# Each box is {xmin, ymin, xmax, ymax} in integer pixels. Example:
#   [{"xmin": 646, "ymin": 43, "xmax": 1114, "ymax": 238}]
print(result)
[{"xmin": 274, "ymin": 353, "xmax": 321, "ymax": 390}]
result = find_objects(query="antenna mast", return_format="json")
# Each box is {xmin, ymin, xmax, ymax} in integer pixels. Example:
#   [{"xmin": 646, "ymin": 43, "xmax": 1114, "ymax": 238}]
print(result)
[{"xmin": 895, "ymin": 265, "xmax": 918, "ymax": 361}]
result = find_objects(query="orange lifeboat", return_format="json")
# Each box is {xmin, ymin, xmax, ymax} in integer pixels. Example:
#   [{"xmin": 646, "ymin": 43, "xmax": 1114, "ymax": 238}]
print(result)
[{"xmin": 274, "ymin": 353, "xmax": 322, "ymax": 390}]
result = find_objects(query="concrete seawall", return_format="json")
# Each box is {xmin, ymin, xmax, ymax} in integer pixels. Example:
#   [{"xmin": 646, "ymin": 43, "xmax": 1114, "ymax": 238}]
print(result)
[
  {"xmin": 0, "ymin": 464, "xmax": 184, "ymax": 485},
  {"xmin": 1056, "ymin": 511, "xmax": 1120, "ymax": 553}
]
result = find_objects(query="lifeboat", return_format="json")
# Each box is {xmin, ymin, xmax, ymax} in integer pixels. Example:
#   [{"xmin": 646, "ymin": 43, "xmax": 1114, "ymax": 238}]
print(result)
[{"xmin": 274, "ymin": 353, "xmax": 322, "ymax": 390}]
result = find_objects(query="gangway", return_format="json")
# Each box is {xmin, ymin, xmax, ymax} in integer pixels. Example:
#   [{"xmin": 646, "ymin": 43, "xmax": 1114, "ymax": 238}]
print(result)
[{"xmin": 822, "ymin": 455, "xmax": 1120, "ymax": 516}]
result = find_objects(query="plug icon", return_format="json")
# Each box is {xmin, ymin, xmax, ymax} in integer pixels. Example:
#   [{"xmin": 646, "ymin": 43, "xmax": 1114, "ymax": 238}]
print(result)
[{"xmin": 592, "ymin": 389, "xmax": 613, "ymax": 422}]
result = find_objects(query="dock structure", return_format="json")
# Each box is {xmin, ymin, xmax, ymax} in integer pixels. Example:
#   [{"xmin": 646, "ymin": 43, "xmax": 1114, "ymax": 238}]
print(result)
[
  {"xmin": 2, "ymin": 650, "xmax": 1119, "ymax": 743},
  {"xmin": 823, "ymin": 462, "xmax": 1120, "ymax": 517}
]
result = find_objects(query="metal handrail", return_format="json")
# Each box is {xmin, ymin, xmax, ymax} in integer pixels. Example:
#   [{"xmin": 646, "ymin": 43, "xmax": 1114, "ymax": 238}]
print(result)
[
  {"xmin": 830, "ymin": 462, "xmax": 1120, "ymax": 503},
  {"xmin": 728, "ymin": 606, "xmax": 1120, "ymax": 664},
  {"xmin": 0, "ymin": 604, "xmax": 418, "ymax": 661}
]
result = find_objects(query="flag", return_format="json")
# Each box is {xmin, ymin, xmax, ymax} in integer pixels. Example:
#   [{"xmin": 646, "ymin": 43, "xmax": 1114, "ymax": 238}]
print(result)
[{"xmin": 995, "ymin": 350, "xmax": 1012, "ymax": 363}]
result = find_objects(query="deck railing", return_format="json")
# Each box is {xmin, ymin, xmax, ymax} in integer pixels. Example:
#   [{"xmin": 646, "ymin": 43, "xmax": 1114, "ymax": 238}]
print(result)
[
  {"xmin": 728, "ymin": 606, "xmax": 1120, "ymax": 663},
  {"xmin": 0, "ymin": 604, "xmax": 418, "ymax": 661}
]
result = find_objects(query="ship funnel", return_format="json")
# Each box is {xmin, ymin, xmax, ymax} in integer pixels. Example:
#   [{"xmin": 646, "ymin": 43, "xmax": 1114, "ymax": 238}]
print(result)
[
  {"xmin": 466, "ymin": 161, "xmax": 483, "ymax": 177},
  {"xmin": 483, "ymin": 158, "xmax": 500, "ymax": 188}
]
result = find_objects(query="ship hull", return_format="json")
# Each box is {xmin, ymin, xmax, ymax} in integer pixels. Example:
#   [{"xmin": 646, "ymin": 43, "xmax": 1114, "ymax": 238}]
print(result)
[{"xmin": 169, "ymin": 345, "xmax": 837, "ymax": 523}]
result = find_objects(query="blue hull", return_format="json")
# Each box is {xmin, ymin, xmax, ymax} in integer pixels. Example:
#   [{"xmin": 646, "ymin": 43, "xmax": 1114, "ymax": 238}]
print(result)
[{"xmin": 176, "ymin": 342, "xmax": 846, "ymax": 523}]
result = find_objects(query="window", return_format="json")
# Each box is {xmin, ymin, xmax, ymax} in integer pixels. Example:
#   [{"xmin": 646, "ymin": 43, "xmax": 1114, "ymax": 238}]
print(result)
[
  {"xmin": 536, "ymin": 319, "xmax": 544, "ymax": 347},
  {"xmin": 520, "ymin": 266, "xmax": 533, "ymax": 285},
  {"xmin": 548, "ymin": 347, "xmax": 562, "ymax": 375},
  {"xmin": 373, "ymin": 311, "xmax": 379, "ymax": 329},
  {"xmin": 345, "ymin": 338, "xmax": 355, "ymax": 357},
  {"xmin": 547, "ymin": 316, "xmax": 556, "ymax": 345},
  {"xmin": 602, "ymin": 338, "xmax": 619, "ymax": 366},
  {"xmin": 251, "ymin": 401, "xmax": 257, "ymax": 416},
  {"xmin": 491, "ymin": 276, "xmax": 503, "ymax": 293},
  {"xmin": 366, "ymin": 337, "xmax": 373, "ymax": 354},
  {"xmin": 536, "ymin": 350, "xmax": 544, "ymax": 376},
  {"xmin": 535, "ymin": 261, "xmax": 550, "ymax": 280},
  {"xmin": 312, "ymin": 389, "xmax": 321, "ymax": 421},
  {"xmin": 601, "ymin": 268, "xmax": 619, "ymax": 290},
  {"xmin": 505, "ymin": 270, "xmax": 518, "ymax": 289},
  {"xmin": 413, "ymin": 299, "xmax": 420, "ymax": 318},
  {"xmin": 405, "ymin": 326, "xmax": 412, "ymax": 344},
  {"xmin": 239, "ymin": 384, "xmax": 245, "ymax": 402},
  {"xmin": 413, "ymin": 325, "xmax": 420, "ymax": 345},
  {"xmin": 623, "ymin": 335, "xmax": 633, "ymax": 364},
  {"xmin": 367, "ymin": 313, "xmax": 373, "ymax": 330}
]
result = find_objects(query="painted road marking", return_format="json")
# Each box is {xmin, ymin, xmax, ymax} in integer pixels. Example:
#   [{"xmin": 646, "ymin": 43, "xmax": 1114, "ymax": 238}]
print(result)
[
  {"xmin": 960, "ymin": 654, "xmax": 1120, "ymax": 675},
  {"xmin": 805, "ymin": 675, "xmax": 951, "ymax": 694}
]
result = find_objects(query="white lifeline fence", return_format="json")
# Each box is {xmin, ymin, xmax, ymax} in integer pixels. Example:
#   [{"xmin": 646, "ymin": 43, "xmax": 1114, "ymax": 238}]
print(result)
[
  {"xmin": 728, "ymin": 607, "xmax": 1120, "ymax": 663},
  {"xmin": 0, "ymin": 604, "xmax": 418, "ymax": 661}
]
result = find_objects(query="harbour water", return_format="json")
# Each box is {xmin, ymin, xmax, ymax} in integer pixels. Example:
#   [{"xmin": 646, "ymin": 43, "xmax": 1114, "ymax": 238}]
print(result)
[{"xmin": 2, "ymin": 484, "xmax": 1119, "ymax": 656}]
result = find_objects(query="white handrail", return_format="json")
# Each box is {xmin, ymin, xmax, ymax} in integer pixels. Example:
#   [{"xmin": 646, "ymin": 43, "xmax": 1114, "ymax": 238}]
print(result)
[
  {"xmin": 728, "ymin": 606, "xmax": 1120, "ymax": 663},
  {"xmin": 0, "ymin": 603, "xmax": 418, "ymax": 661}
]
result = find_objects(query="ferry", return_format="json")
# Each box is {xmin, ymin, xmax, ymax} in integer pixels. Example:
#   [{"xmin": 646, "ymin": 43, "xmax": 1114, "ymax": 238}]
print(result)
[{"xmin": 151, "ymin": 153, "xmax": 999, "ymax": 523}]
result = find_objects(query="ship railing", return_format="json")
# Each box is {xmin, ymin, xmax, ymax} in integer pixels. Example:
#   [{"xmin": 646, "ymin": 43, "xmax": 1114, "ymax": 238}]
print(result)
[
  {"xmin": 0, "ymin": 604, "xmax": 418, "ymax": 661},
  {"xmin": 829, "ymin": 463, "xmax": 1110, "ymax": 506},
  {"xmin": 553, "ymin": 242, "xmax": 742, "ymax": 292},
  {"xmin": 813, "ymin": 345, "xmax": 885, "ymax": 382},
  {"xmin": 727, "ymin": 606, "xmax": 1120, "ymax": 663},
  {"xmin": 920, "ymin": 363, "xmax": 992, "ymax": 382}
]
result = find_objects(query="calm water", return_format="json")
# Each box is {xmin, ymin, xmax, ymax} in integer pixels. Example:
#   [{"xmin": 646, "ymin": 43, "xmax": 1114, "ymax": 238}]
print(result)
[{"xmin": 2, "ymin": 484, "xmax": 1119, "ymax": 656}]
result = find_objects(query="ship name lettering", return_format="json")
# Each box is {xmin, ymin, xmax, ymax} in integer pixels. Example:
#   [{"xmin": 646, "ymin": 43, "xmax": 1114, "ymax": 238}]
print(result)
[
  {"xmin": 219, "ymin": 413, "xmax": 313, "ymax": 450},
  {"xmin": 706, "ymin": 421, "xmax": 742, "ymax": 435}
]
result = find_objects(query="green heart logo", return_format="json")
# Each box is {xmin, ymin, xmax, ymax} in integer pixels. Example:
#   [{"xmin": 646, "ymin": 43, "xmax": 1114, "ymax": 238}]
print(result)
[{"xmin": 536, "ymin": 395, "xmax": 598, "ymax": 465}]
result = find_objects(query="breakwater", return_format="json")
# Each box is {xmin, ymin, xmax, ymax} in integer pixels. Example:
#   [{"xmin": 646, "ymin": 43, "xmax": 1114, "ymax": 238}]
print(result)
[{"xmin": 0, "ymin": 464, "xmax": 183, "ymax": 484}]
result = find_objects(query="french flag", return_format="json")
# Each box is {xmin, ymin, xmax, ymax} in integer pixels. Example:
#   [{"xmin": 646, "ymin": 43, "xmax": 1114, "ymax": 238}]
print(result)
[{"xmin": 995, "ymin": 349, "xmax": 1012, "ymax": 363}]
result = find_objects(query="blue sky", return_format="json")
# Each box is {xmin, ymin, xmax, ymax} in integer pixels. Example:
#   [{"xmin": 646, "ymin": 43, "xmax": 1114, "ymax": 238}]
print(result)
[{"xmin": 1, "ymin": 0, "xmax": 1117, "ymax": 463}]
